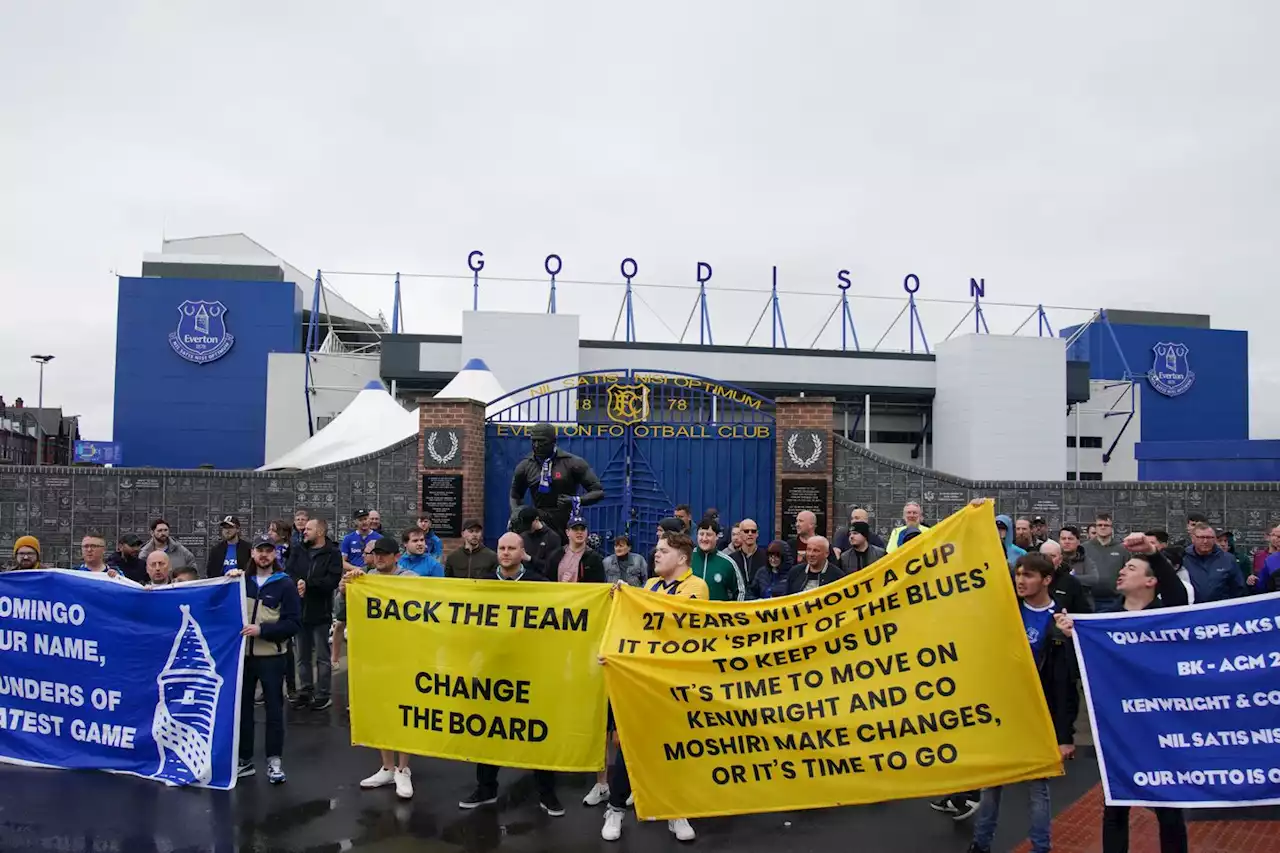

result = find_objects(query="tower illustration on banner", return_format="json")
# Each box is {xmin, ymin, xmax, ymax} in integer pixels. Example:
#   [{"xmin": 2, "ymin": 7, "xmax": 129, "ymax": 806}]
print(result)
[{"xmin": 151, "ymin": 604, "xmax": 223, "ymax": 786}]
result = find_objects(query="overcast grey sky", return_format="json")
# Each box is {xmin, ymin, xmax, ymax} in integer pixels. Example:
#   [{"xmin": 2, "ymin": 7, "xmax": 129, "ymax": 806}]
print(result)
[{"xmin": 2, "ymin": 1, "xmax": 1277, "ymax": 439}]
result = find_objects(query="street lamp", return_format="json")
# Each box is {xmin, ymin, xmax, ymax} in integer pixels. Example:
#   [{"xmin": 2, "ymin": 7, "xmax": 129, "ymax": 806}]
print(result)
[{"xmin": 30, "ymin": 355, "xmax": 54, "ymax": 465}]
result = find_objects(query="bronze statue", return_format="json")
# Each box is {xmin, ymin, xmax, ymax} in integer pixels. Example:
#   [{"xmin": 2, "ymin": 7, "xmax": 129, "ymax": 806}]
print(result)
[{"xmin": 509, "ymin": 423, "xmax": 604, "ymax": 536}]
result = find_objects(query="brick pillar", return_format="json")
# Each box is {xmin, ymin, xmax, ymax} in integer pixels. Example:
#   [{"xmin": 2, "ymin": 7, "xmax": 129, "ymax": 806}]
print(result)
[
  {"xmin": 775, "ymin": 397, "xmax": 835, "ymax": 540},
  {"xmin": 418, "ymin": 398, "xmax": 486, "ymax": 556}
]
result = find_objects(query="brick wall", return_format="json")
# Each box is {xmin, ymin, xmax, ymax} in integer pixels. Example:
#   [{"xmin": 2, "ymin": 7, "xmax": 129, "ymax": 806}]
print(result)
[
  {"xmin": 775, "ymin": 397, "xmax": 835, "ymax": 539},
  {"xmin": 0, "ymin": 436, "xmax": 420, "ymax": 569},
  {"xmin": 833, "ymin": 436, "xmax": 1280, "ymax": 550},
  {"xmin": 417, "ymin": 398, "xmax": 486, "ymax": 555}
]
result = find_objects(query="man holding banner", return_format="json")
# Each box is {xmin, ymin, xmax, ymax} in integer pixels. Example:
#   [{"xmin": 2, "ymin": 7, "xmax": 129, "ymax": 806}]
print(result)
[{"xmin": 1057, "ymin": 536, "xmax": 1203, "ymax": 853}]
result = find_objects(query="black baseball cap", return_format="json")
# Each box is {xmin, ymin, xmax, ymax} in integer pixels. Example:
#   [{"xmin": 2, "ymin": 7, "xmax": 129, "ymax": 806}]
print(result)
[
  {"xmin": 219, "ymin": 515, "xmax": 240, "ymax": 528},
  {"xmin": 658, "ymin": 517, "xmax": 685, "ymax": 534},
  {"xmin": 568, "ymin": 514, "xmax": 588, "ymax": 529},
  {"xmin": 120, "ymin": 533, "xmax": 144, "ymax": 547},
  {"xmin": 370, "ymin": 537, "xmax": 400, "ymax": 555},
  {"xmin": 252, "ymin": 536, "xmax": 275, "ymax": 549},
  {"xmin": 462, "ymin": 518, "xmax": 483, "ymax": 531},
  {"xmin": 353, "ymin": 508, "xmax": 371, "ymax": 519},
  {"xmin": 1032, "ymin": 516, "xmax": 1046, "ymax": 525}
]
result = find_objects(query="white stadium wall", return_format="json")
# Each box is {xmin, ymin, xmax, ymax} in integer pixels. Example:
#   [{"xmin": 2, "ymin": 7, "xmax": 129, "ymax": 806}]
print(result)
[
  {"xmin": 932, "ymin": 334, "xmax": 1067, "ymax": 481},
  {"xmin": 264, "ymin": 352, "xmax": 382, "ymax": 463}
]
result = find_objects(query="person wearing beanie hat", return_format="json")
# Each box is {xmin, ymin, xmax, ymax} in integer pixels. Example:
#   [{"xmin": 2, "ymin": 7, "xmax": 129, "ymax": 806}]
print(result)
[
  {"xmin": 518, "ymin": 507, "xmax": 561, "ymax": 577},
  {"xmin": 12, "ymin": 536, "xmax": 41, "ymax": 571},
  {"xmin": 839, "ymin": 521, "xmax": 886, "ymax": 574}
]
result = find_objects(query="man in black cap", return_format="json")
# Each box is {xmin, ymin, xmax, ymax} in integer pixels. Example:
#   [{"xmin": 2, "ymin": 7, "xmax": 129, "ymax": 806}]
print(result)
[
  {"xmin": 647, "ymin": 517, "xmax": 686, "ymax": 579},
  {"xmin": 1031, "ymin": 516, "xmax": 1051, "ymax": 549},
  {"xmin": 107, "ymin": 533, "xmax": 148, "ymax": 584},
  {"xmin": 208, "ymin": 516, "xmax": 252, "ymax": 577},
  {"xmin": 445, "ymin": 518, "xmax": 500, "ymax": 579},
  {"xmin": 518, "ymin": 506, "xmax": 561, "ymax": 577},
  {"xmin": 839, "ymin": 521, "xmax": 886, "ymax": 574},
  {"xmin": 509, "ymin": 423, "xmax": 604, "ymax": 539}
]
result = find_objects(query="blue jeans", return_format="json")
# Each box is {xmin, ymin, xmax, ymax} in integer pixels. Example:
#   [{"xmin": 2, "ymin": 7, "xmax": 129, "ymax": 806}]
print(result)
[{"xmin": 972, "ymin": 781, "xmax": 1051, "ymax": 853}]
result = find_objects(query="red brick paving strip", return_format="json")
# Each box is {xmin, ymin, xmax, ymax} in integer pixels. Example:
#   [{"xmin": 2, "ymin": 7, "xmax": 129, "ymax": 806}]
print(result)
[{"xmin": 1010, "ymin": 785, "xmax": 1280, "ymax": 853}]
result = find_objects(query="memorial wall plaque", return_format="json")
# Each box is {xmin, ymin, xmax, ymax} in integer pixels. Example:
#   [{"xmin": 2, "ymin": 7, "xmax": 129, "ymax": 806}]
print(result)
[
  {"xmin": 421, "ymin": 475, "xmax": 463, "ymax": 538},
  {"xmin": 781, "ymin": 478, "xmax": 828, "ymax": 538}
]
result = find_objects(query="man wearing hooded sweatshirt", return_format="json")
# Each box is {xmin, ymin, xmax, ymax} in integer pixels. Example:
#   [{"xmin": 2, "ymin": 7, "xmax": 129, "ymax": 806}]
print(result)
[
  {"xmin": 1182, "ymin": 522, "xmax": 1245, "ymax": 602},
  {"xmin": 1081, "ymin": 513, "xmax": 1127, "ymax": 610},
  {"xmin": 235, "ymin": 537, "xmax": 301, "ymax": 784},
  {"xmin": 996, "ymin": 515, "xmax": 1027, "ymax": 569}
]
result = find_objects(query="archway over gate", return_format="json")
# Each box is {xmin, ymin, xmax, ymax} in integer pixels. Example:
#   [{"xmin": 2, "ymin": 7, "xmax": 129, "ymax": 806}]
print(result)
[{"xmin": 484, "ymin": 369, "xmax": 776, "ymax": 550}]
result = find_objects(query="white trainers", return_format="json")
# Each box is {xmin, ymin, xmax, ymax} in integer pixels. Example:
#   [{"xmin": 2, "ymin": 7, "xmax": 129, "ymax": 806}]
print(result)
[
  {"xmin": 360, "ymin": 767, "xmax": 396, "ymax": 789},
  {"xmin": 626, "ymin": 793, "xmax": 634, "ymax": 807},
  {"xmin": 394, "ymin": 766, "xmax": 413, "ymax": 799},
  {"xmin": 583, "ymin": 782, "xmax": 610, "ymax": 806},
  {"xmin": 601, "ymin": 807, "xmax": 624, "ymax": 841},
  {"xmin": 668, "ymin": 818, "xmax": 696, "ymax": 842}
]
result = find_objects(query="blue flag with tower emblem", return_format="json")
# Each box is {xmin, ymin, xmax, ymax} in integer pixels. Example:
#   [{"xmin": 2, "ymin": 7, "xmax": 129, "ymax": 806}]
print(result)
[{"xmin": 0, "ymin": 570, "xmax": 245, "ymax": 788}]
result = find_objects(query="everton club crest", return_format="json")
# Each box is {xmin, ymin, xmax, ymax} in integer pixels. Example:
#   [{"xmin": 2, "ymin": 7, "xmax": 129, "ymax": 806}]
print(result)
[
  {"xmin": 169, "ymin": 301, "xmax": 234, "ymax": 364},
  {"xmin": 1147, "ymin": 342, "xmax": 1195, "ymax": 397}
]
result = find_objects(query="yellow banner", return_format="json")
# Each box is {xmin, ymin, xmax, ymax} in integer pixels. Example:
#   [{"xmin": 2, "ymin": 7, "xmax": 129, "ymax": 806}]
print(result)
[
  {"xmin": 601, "ymin": 503, "xmax": 1063, "ymax": 819},
  {"xmin": 347, "ymin": 575, "xmax": 610, "ymax": 771}
]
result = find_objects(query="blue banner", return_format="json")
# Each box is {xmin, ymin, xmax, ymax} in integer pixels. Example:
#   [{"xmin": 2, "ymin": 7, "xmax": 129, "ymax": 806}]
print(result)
[
  {"xmin": 1073, "ymin": 593, "xmax": 1280, "ymax": 808},
  {"xmin": 0, "ymin": 570, "xmax": 245, "ymax": 788}
]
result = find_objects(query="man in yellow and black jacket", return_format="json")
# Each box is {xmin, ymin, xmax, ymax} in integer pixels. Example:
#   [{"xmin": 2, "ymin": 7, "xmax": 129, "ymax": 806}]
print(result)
[{"xmin": 238, "ymin": 536, "xmax": 301, "ymax": 785}]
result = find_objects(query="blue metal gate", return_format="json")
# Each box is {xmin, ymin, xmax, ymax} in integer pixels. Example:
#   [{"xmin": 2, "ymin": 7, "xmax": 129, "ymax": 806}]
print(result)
[{"xmin": 484, "ymin": 370, "xmax": 775, "ymax": 551}]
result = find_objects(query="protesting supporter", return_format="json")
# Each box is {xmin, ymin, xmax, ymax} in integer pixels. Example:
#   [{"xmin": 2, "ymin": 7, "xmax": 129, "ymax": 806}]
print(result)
[
  {"xmin": 349, "ymin": 537, "xmax": 418, "ymax": 798},
  {"xmin": 1145, "ymin": 530, "xmax": 1195, "ymax": 603},
  {"xmin": 291, "ymin": 508, "xmax": 310, "ymax": 548},
  {"xmin": 1250, "ymin": 523, "xmax": 1280, "ymax": 585},
  {"xmin": 672, "ymin": 504, "xmax": 692, "ymax": 532},
  {"xmin": 1214, "ymin": 527, "xmax": 1252, "ymax": 584},
  {"xmin": 995, "ymin": 514, "xmax": 1026, "ymax": 569},
  {"xmin": 1039, "ymin": 540, "xmax": 1091, "ymax": 614},
  {"xmin": 145, "ymin": 551, "xmax": 172, "ymax": 586},
  {"xmin": 751, "ymin": 540, "xmax": 791, "ymax": 599},
  {"xmin": 1181, "ymin": 522, "xmax": 1244, "ymax": 602},
  {"xmin": 1251, "ymin": 551, "xmax": 1280, "ymax": 593},
  {"xmin": 887, "ymin": 502, "xmax": 930, "ymax": 552},
  {"xmin": 234, "ymin": 537, "xmax": 300, "ymax": 784},
  {"xmin": 547, "ymin": 512, "xmax": 606, "ymax": 583},
  {"xmin": 729, "ymin": 517, "xmax": 767, "ymax": 592},
  {"xmin": 786, "ymin": 536, "xmax": 844, "ymax": 594},
  {"xmin": 207, "ymin": 516, "xmax": 251, "ymax": 577},
  {"xmin": 518, "ymin": 506, "xmax": 562, "ymax": 576},
  {"xmin": 267, "ymin": 520, "xmax": 291, "ymax": 568},
  {"xmin": 459, "ymin": 533, "xmax": 564, "ymax": 817},
  {"xmin": 1030, "ymin": 515, "xmax": 1051, "ymax": 548},
  {"xmin": 1056, "ymin": 525, "xmax": 1097, "ymax": 600},
  {"xmin": 1013, "ymin": 517, "xmax": 1035, "ymax": 551},
  {"xmin": 1167, "ymin": 511, "xmax": 1207, "ymax": 566},
  {"xmin": 107, "ymin": 533, "xmax": 147, "ymax": 584},
  {"xmin": 601, "ymin": 532, "xmax": 705, "ymax": 842},
  {"xmin": 77, "ymin": 532, "xmax": 128, "ymax": 580},
  {"xmin": 266, "ymin": 519, "xmax": 296, "ymax": 699},
  {"xmin": 602, "ymin": 534, "xmax": 647, "ymax": 587},
  {"xmin": 838, "ymin": 521, "xmax": 884, "ymax": 573},
  {"xmin": 1082, "ymin": 513, "xmax": 1127, "ymax": 610},
  {"xmin": 398, "ymin": 528, "xmax": 444, "ymax": 577},
  {"xmin": 11, "ymin": 535, "xmax": 41, "ymax": 570},
  {"xmin": 833, "ymin": 506, "xmax": 887, "ymax": 557},
  {"xmin": 702, "ymin": 507, "xmax": 731, "ymax": 550},
  {"xmin": 337, "ymin": 509, "xmax": 382, "ymax": 668},
  {"xmin": 139, "ymin": 518, "xmax": 196, "ymax": 572},
  {"xmin": 444, "ymin": 519, "xmax": 499, "ymax": 578},
  {"xmin": 690, "ymin": 517, "xmax": 743, "ymax": 601},
  {"xmin": 415, "ymin": 511, "xmax": 444, "ymax": 560},
  {"xmin": 1057, "ymin": 534, "xmax": 1189, "ymax": 852},
  {"xmin": 786, "ymin": 510, "xmax": 836, "ymax": 567},
  {"xmin": 966, "ymin": 552, "xmax": 1077, "ymax": 853},
  {"xmin": 171, "ymin": 565, "xmax": 199, "ymax": 583},
  {"xmin": 287, "ymin": 518, "xmax": 343, "ymax": 711}
]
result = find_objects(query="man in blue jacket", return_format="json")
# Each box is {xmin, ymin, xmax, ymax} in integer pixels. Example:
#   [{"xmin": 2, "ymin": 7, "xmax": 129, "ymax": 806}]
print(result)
[
  {"xmin": 397, "ymin": 528, "xmax": 445, "ymax": 577},
  {"xmin": 236, "ymin": 537, "xmax": 301, "ymax": 784},
  {"xmin": 996, "ymin": 514, "xmax": 1027, "ymax": 569},
  {"xmin": 1181, "ymin": 522, "xmax": 1244, "ymax": 602}
]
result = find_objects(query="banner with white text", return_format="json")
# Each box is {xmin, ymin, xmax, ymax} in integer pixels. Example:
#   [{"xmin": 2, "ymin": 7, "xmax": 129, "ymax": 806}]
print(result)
[
  {"xmin": 347, "ymin": 575, "xmax": 610, "ymax": 771},
  {"xmin": 601, "ymin": 503, "xmax": 1063, "ymax": 820},
  {"xmin": 1073, "ymin": 592, "xmax": 1280, "ymax": 808},
  {"xmin": 0, "ymin": 570, "xmax": 245, "ymax": 788}
]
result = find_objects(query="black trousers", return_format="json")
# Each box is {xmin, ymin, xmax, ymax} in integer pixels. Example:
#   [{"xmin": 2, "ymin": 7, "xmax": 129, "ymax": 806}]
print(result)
[
  {"xmin": 240, "ymin": 655, "xmax": 287, "ymax": 760},
  {"xmin": 608, "ymin": 747, "xmax": 631, "ymax": 809},
  {"xmin": 475, "ymin": 763, "xmax": 555, "ymax": 797},
  {"xmin": 284, "ymin": 638, "xmax": 296, "ymax": 692},
  {"xmin": 1102, "ymin": 805, "xmax": 1187, "ymax": 853}
]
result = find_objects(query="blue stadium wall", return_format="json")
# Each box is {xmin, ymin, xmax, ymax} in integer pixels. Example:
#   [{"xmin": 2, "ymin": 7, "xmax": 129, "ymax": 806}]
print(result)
[
  {"xmin": 113, "ymin": 277, "xmax": 302, "ymax": 469},
  {"xmin": 1063, "ymin": 320, "xmax": 1275, "ymax": 480}
]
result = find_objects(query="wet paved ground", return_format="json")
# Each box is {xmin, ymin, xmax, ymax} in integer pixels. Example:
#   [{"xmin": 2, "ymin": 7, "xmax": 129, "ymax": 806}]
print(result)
[{"xmin": 0, "ymin": 676, "xmax": 1104, "ymax": 853}]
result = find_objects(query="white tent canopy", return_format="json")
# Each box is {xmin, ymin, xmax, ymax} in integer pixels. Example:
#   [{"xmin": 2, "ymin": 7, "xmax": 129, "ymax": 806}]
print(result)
[
  {"xmin": 258, "ymin": 360, "xmax": 507, "ymax": 471},
  {"xmin": 258, "ymin": 381, "xmax": 417, "ymax": 471},
  {"xmin": 437, "ymin": 358, "xmax": 508, "ymax": 418}
]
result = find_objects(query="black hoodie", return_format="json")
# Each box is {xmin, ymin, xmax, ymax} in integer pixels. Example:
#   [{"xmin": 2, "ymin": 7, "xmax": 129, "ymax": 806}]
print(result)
[{"xmin": 285, "ymin": 538, "xmax": 343, "ymax": 625}]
